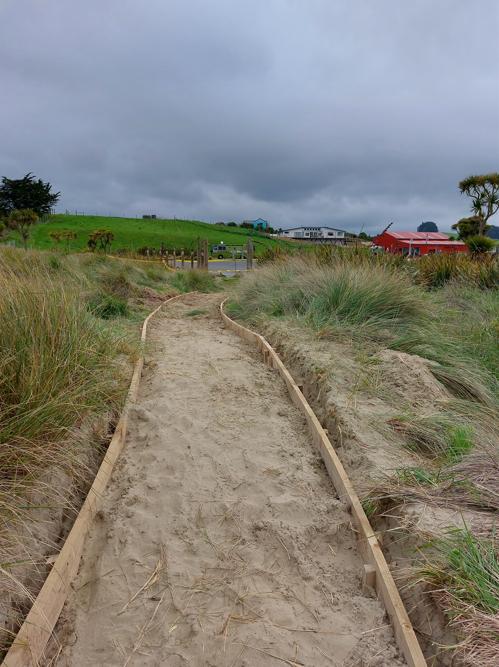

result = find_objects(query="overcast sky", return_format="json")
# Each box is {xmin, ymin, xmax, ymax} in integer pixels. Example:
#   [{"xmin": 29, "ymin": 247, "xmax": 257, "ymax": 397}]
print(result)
[{"xmin": 1, "ymin": 1, "xmax": 498, "ymax": 233}]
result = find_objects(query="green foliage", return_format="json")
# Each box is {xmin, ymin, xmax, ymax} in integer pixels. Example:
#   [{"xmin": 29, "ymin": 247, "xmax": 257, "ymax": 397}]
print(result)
[
  {"xmin": 87, "ymin": 292, "xmax": 130, "ymax": 319},
  {"xmin": 447, "ymin": 426, "xmax": 474, "ymax": 462},
  {"xmin": 415, "ymin": 252, "xmax": 499, "ymax": 289},
  {"xmin": 465, "ymin": 235, "xmax": 495, "ymax": 255},
  {"xmin": 452, "ymin": 215, "xmax": 488, "ymax": 239},
  {"xmin": 395, "ymin": 466, "xmax": 441, "ymax": 486},
  {"xmin": 420, "ymin": 527, "xmax": 499, "ymax": 615},
  {"xmin": 0, "ymin": 172, "xmax": 60, "ymax": 217},
  {"xmin": 170, "ymin": 269, "xmax": 218, "ymax": 293},
  {"xmin": 185, "ymin": 308, "xmax": 207, "ymax": 317},
  {"xmin": 459, "ymin": 173, "xmax": 499, "ymax": 235},
  {"xmin": 0, "ymin": 254, "xmax": 127, "ymax": 478},
  {"xmin": 7, "ymin": 208, "xmax": 39, "ymax": 248}
]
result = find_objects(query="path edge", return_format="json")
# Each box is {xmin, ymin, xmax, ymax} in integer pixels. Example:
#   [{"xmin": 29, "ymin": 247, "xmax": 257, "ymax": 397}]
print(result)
[
  {"xmin": 220, "ymin": 299, "xmax": 427, "ymax": 667},
  {"xmin": 2, "ymin": 292, "xmax": 193, "ymax": 667}
]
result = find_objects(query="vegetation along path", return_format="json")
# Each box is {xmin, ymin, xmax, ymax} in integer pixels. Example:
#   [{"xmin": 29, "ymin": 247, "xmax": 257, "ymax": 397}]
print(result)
[{"xmin": 55, "ymin": 294, "xmax": 405, "ymax": 667}]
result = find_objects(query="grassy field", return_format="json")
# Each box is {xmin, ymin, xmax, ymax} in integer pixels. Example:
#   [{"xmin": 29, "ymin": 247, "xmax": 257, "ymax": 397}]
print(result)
[{"xmin": 5, "ymin": 214, "xmax": 292, "ymax": 256}]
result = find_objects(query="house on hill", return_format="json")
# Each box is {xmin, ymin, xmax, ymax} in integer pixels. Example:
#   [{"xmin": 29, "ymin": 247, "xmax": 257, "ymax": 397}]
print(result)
[
  {"xmin": 373, "ymin": 230, "xmax": 467, "ymax": 256},
  {"xmin": 243, "ymin": 218, "xmax": 269, "ymax": 230},
  {"xmin": 280, "ymin": 226, "xmax": 348, "ymax": 244}
]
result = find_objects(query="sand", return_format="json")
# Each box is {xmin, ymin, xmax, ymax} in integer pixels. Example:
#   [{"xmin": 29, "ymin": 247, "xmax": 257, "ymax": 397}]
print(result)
[{"xmin": 54, "ymin": 294, "xmax": 404, "ymax": 667}]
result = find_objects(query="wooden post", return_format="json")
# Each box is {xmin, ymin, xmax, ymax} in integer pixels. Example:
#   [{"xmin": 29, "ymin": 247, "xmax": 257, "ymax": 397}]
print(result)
[
  {"xmin": 197, "ymin": 238, "xmax": 202, "ymax": 269},
  {"xmin": 247, "ymin": 239, "xmax": 254, "ymax": 270},
  {"xmin": 165, "ymin": 250, "xmax": 169, "ymax": 267},
  {"xmin": 181, "ymin": 249, "xmax": 185, "ymax": 269},
  {"xmin": 202, "ymin": 239, "xmax": 209, "ymax": 270},
  {"xmin": 173, "ymin": 248, "xmax": 177, "ymax": 269},
  {"xmin": 190, "ymin": 251, "xmax": 194, "ymax": 269}
]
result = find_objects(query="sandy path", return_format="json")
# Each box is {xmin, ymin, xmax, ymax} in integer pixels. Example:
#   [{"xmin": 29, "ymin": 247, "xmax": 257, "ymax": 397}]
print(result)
[{"xmin": 56, "ymin": 295, "xmax": 404, "ymax": 667}]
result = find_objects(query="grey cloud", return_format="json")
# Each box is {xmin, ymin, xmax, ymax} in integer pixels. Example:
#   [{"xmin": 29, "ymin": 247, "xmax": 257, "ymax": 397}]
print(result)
[{"xmin": 1, "ymin": 0, "xmax": 498, "ymax": 233}]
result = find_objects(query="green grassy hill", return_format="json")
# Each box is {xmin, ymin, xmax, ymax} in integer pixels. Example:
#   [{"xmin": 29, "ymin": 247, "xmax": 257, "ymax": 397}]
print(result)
[{"xmin": 7, "ymin": 214, "xmax": 291, "ymax": 256}]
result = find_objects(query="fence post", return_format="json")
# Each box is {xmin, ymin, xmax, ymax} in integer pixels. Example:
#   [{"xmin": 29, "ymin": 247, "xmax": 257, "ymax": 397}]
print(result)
[
  {"xmin": 173, "ymin": 248, "xmax": 177, "ymax": 269},
  {"xmin": 197, "ymin": 238, "xmax": 201, "ymax": 269},
  {"xmin": 203, "ymin": 239, "xmax": 209, "ymax": 270},
  {"xmin": 181, "ymin": 249, "xmax": 185, "ymax": 269},
  {"xmin": 190, "ymin": 251, "xmax": 194, "ymax": 269},
  {"xmin": 246, "ymin": 239, "xmax": 254, "ymax": 270}
]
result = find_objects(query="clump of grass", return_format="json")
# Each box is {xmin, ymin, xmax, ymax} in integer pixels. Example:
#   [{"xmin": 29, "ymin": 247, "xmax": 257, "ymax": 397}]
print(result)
[
  {"xmin": 87, "ymin": 292, "xmax": 130, "ymax": 319},
  {"xmin": 185, "ymin": 308, "xmax": 207, "ymax": 317},
  {"xmin": 414, "ymin": 253, "xmax": 499, "ymax": 289},
  {"xmin": 417, "ymin": 527, "xmax": 499, "ymax": 666},
  {"xmin": 0, "ymin": 253, "xmax": 129, "ymax": 499},
  {"xmin": 170, "ymin": 269, "xmax": 218, "ymax": 293},
  {"xmin": 232, "ymin": 257, "xmax": 428, "ymax": 341},
  {"xmin": 389, "ymin": 413, "xmax": 474, "ymax": 462}
]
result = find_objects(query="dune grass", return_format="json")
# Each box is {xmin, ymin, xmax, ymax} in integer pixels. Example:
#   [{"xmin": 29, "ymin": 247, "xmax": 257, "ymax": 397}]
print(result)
[
  {"xmin": 0, "ymin": 252, "xmax": 132, "ymax": 520},
  {"xmin": 230, "ymin": 251, "xmax": 499, "ymax": 663}
]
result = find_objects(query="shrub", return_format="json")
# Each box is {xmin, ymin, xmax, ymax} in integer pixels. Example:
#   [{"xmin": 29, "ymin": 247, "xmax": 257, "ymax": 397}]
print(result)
[
  {"xmin": 88, "ymin": 292, "xmax": 129, "ymax": 319},
  {"xmin": 465, "ymin": 235, "xmax": 495, "ymax": 255}
]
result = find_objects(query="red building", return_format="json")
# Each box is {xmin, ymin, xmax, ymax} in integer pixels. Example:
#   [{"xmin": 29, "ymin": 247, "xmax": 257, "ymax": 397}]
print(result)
[{"xmin": 373, "ymin": 231, "xmax": 467, "ymax": 256}]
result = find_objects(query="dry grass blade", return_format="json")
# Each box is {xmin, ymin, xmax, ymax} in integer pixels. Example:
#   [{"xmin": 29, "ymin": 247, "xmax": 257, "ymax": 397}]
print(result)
[
  {"xmin": 122, "ymin": 590, "xmax": 168, "ymax": 667},
  {"xmin": 233, "ymin": 642, "xmax": 305, "ymax": 666},
  {"xmin": 118, "ymin": 546, "xmax": 167, "ymax": 615}
]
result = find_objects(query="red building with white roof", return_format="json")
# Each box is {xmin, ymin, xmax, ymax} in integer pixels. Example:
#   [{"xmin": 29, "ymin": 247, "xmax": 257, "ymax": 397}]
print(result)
[{"xmin": 373, "ymin": 231, "xmax": 467, "ymax": 256}]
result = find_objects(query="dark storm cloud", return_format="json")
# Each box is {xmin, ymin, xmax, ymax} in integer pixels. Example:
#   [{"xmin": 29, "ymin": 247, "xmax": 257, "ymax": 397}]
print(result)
[{"xmin": 1, "ymin": 0, "xmax": 498, "ymax": 232}]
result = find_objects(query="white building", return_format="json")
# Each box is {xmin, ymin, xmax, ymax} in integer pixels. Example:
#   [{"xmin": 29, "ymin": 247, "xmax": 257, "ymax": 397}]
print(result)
[{"xmin": 280, "ymin": 226, "xmax": 348, "ymax": 243}]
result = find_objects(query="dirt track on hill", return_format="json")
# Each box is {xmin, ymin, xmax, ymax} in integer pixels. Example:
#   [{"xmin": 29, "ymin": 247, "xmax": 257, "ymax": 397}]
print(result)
[{"xmin": 54, "ymin": 294, "xmax": 404, "ymax": 667}]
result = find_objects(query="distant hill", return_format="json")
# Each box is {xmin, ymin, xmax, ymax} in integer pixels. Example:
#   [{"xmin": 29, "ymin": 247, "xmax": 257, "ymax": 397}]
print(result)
[
  {"xmin": 417, "ymin": 221, "xmax": 438, "ymax": 232},
  {"xmin": 5, "ymin": 214, "xmax": 291, "ymax": 255},
  {"xmin": 486, "ymin": 225, "xmax": 499, "ymax": 240}
]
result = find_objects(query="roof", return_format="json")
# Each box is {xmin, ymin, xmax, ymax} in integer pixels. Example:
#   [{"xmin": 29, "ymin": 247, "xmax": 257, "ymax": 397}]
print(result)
[
  {"xmin": 284, "ymin": 226, "xmax": 347, "ymax": 232},
  {"xmin": 381, "ymin": 231, "xmax": 450, "ymax": 241}
]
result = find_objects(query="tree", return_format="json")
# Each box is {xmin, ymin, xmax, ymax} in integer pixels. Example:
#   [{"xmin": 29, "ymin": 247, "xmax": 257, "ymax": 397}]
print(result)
[
  {"xmin": 459, "ymin": 173, "xmax": 499, "ymax": 235},
  {"xmin": 7, "ymin": 209, "xmax": 38, "ymax": 249},
  {"xmin": 417, "ymin": 221, "xmax": 438, "ymax": 233},
  {"xmin": 88, "ymin": 229, "xmax": 114, "ymax": 253},
  {"xmin": 0, "ymin": 173, "xmax": 60, "ymax": 218},
  {"xmin": 452, "ymin": 216, "xmax": 490, "ymax": 239},
  {"xmin": 465, "ymin": 235, "xmax": 495, "ymax": 256}
]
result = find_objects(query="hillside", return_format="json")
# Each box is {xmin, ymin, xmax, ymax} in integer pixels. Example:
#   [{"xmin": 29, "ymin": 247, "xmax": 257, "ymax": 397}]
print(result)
[{"xmin": 7, "ymin": 214, "xmax": 291, "ymax": 256}]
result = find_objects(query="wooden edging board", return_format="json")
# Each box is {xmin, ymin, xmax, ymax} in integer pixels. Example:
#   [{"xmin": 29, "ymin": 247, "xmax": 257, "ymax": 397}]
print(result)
[
  {"xmin": 220, "ymin": 299, "xmax": 427, "ymax": 667},
  {"xmin": 3, "ymin": 292, "xmax": 193, "ymax": 667}
]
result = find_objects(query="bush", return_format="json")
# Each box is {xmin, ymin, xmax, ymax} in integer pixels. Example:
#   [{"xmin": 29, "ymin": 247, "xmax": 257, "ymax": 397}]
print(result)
[
  {"xmin": 465, "ymin": 235, "xmax": 495, "ymax": 255},
  {"xmin": 88, "ymin": 292, "xmax": 129, "ymax": 319}
]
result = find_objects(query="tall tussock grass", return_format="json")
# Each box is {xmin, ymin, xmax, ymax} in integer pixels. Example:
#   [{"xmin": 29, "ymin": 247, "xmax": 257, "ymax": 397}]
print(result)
[
  {"xmin": 232, "ymin": 255, "xmax": 498, "ymax": 402},
  {"xmin": 233, "ymin": 257, "xmax": 427, "ymax": 340},
  {"xmin": 0, "ymin": 252, "xmax": 129, "ymax": 517}
]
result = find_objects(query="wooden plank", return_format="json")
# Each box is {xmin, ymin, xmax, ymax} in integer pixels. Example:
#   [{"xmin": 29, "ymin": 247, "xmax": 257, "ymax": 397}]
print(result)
[
  {"xmin": 2, "ymin": 292, "xmax": 193, "ymax": 667},
  {"xmin": 219, "ymin": 299, "xmax": 427, "ymax": 667}
]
